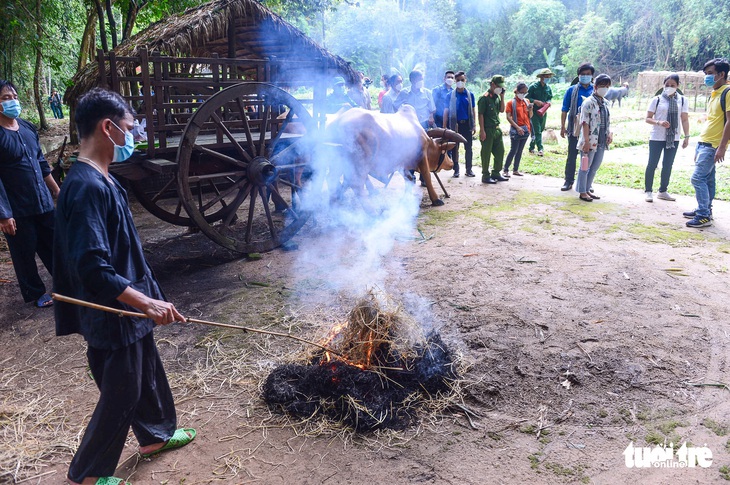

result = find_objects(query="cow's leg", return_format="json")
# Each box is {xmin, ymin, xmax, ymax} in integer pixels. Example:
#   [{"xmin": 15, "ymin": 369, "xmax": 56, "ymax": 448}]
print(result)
[{"xmin": 418, "ymin": 160, "xmax": 444, "ymax": 206}]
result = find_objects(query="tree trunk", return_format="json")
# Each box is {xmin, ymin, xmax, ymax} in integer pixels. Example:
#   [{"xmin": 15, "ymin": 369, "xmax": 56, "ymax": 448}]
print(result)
[
  {"xmin": 34, "ymin": 0, "xmax": 48, "ymax": 130},
  {"xmin": 105, "ymin": 0, "xmax": 118, "ymax": 48},
  {"xmin": 122, "ymin": 0, "xmax": 147, "ymax": 41},
  {"xmin": 78, "ymin": 5, "xmax": 98, "ymax": 71},
  {"xmin": 93, "ymin": 0, "xmax": 109, "ymax": 52}
]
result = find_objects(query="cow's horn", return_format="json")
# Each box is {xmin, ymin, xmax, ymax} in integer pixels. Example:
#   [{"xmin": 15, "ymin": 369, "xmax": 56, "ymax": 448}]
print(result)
[{"xmin": 427, "ymin": 128, "xmax": 467, "ymax": 144}]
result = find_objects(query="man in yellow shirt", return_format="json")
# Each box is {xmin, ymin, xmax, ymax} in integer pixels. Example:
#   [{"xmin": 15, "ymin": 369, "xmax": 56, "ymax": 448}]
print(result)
[{"xmin": 685, "ymin": 58, "xmax": 730, "ymax": 228}]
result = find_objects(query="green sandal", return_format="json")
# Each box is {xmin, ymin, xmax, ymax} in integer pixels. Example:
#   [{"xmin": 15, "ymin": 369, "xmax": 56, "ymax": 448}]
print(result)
[
  {"xmin": 140, "ymin": 428, "xmax": 196, "ymax": 458},
  {"xmin": 95, "ymin": 478, "xmax": 130, "ymax": 485}
]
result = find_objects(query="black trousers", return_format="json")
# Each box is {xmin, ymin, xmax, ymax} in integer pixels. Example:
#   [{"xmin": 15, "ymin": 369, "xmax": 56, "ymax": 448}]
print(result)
[
  {"xmin": 452, "ymin": 121, "xmax": 473, "ymax": 174},
  {"xmin": 3, "ymin": 211, "xmax": 54, "ymax": 302},
  {"xmin": 68, "ymin": 332, "xmax": 177, "ymax": 482},
  {"xmin": 645, "ymin": 140, "xmax": 678, "ymax": 193},
  {"xmin": 564, "ymin": 135, "xmax": 579, "ymax": 184},
  {"xmin": 504, "ymin": 136, "xmax": 528, "ymax": 171}
]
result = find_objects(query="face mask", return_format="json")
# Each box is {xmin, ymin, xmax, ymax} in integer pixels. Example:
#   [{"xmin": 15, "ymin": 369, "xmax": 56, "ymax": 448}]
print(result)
[
  {"xmin": 705, "ymin": 74, "xmax": 717, "ymax": 87},
  {"xmin": 596, "ymin": 87, "xmax": 609, "ymax": 97},
  {"xmin": 578, "ymin": 75, "xmax": 592, "ymax": 85},
  {"xmin": 414, "ymin": 80, "xmax": 424, "ymax": 90},
  {"xmin": 493, "ymin": 87, "xmax": 503, "ymax": 95},
  {"xmin": 394, "ymin": 83, "xmax": 403, "ymax": 92},
  {"xmin": 663, "ymin": 86, "xmax": 677, "ymax": 96},
  {"xmin": 456, "ymin": 81, "xmax": 466, "ymax": 89},
  {"xmin": 445, "ymin": 78, "xmax": 454, "ymax": 86},
  {"xmin": 517, "ymin": 93, "xmax": 526, "ymax": 100},
  {"xmin": 1, "ymin": 99, "xmax": 21, "ymax": 119},
  {"xmin": 109, "ymin": 120, "xmax": 135, "ymax": 162}
]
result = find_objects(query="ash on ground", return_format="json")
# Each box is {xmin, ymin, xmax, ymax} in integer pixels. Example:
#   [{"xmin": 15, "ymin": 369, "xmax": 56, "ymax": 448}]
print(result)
[{"xmin": 262, "ymin": 294, "xmax": 458, "ymax": 431}]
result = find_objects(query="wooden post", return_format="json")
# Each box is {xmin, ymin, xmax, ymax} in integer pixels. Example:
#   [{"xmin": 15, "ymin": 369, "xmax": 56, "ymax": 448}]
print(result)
[
  {"xmin": 109, "ymin": 50, "xmax": 119, "ymax": 93},
  {"xmin": 153, "ymin": 51, "xmax": 166, "ymax": 149},
  {"xmin": 139, "ymin": 47, "xmax": 155, "ymax": 158}
]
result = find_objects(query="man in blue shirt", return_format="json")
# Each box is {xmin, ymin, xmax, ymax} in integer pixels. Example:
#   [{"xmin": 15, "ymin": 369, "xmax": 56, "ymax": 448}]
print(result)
[
  {"xmin": 432, "ymin": 70, "xmax": 455, "ymax": 129},
  {"xmin": 560, "ymin": 63, "xmax": 595, "ymax": 191},
  {"xmin": 0, "ymin": 79, "xmax": 60, "ymax": 308},
  {"xmin": 443, "ymin": 71, "xmax": 476, "ymax": 177},
  {"xmin": 54, "ymin": 88, "xmax": 194, "ymax": 485}
]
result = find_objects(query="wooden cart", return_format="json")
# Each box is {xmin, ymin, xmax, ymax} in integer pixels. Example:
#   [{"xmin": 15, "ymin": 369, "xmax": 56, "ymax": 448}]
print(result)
[{"xmin": 89, "ymin": 46, "xmax": 351, "ymax": 254}]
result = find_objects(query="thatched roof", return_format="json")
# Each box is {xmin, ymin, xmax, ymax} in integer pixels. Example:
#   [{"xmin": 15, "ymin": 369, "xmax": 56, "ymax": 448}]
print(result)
[{"xmin": 66, "ymin": 0, "xmax": 358, "ymax": 104}]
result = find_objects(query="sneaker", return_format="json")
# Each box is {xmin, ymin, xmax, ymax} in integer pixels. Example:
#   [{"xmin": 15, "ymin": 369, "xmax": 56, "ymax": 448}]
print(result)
[
  {"xmin": 682, "ymin": 210, "xmax": 713, "ymax": 220},
  {"xmin": 537, "ymin": 150, "xmax": 544, "ymax": 157},
  {"xmin": 645, "ymin": 191, "xmax": 653, "ymax": 202},
  {"xmin": 452, "ymin": 173, "xmax": 460, "ymax": 178},
  {"xmin": 657, "ymin": 191, "xmax": 676, "ymax": 201},
  {"xmin": 686, "ymin": 215, "xmax": 712, "ymax": 228},
  {"xmin": 465, "ymin": 172, "xmax": 475, "ymax": 177}
]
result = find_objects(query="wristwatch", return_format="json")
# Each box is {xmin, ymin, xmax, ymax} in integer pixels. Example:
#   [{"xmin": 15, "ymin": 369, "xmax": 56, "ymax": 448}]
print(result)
[{"xmin": 683, "ymin": 135, "xmax": 690, "ymax": 139}]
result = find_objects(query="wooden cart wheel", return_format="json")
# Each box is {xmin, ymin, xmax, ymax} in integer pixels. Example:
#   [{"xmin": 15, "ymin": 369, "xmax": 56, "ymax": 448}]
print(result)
[{"xmin": 177, "ymin": 82, "xmax": 316, "ymax": 253}]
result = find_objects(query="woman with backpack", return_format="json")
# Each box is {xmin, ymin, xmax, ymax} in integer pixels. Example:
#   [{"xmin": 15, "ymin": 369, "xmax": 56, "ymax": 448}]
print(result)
[
  {"xmin": 503, "ymin": 82, "xmax": 532, "ymax": 177},
  {"xmin": 644, "ymin": 74, "xmax": 690, "ymax": 202}
]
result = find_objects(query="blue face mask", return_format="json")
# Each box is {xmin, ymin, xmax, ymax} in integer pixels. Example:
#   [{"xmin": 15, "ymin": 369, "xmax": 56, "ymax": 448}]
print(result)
[
  {"xmin": 578, "ymin": 75, "xmax": 592, "ymax": 85},
  {"xmin": 109, "ymin": 120, "xmax": 135, "ymax": 162},
  {"xmin": 1, "ymin": 99, "xmax": 21, "ymax": 119},
  {"xmin": 705, "ymin": 74, "xmax": 716, "ymax": 87}
]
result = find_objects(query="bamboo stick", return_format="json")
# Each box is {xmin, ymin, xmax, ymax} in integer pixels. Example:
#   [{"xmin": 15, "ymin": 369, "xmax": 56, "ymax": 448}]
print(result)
[{"xmin": 51, "ymin": 293, "xmax": 342, "ymax": 356}]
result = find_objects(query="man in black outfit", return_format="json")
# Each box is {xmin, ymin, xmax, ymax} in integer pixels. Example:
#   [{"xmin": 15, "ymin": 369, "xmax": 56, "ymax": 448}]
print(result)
[
  {"xmin": 54, "ymin": 88, "xmax": 195, "ymax": 485},
  {"xmin": 0, "ymin": 79, "xmax": 60, "ymax": 308}
]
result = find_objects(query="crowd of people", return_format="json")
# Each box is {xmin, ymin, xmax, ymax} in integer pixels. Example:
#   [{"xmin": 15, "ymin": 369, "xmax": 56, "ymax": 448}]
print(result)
[
  {"xmin": 324, "ymin": 58, "xmax": 730, "ymax": 229},
  {"xmin": 0, "ymin": 57, "xmax": 729, "ymax": 483}
]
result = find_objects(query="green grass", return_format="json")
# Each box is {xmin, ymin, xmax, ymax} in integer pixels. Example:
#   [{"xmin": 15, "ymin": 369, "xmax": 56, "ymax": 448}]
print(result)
[
  {"xmin": 465, "ymin": 108, "xmax": 730, "ymax": 201},
  {"xmin": 622, "ymin": 222, "xmax": 719, "ymax": 247},
  {"xmin": 702, "ymin": 418, "xmax": 730, "ymax": 436}
]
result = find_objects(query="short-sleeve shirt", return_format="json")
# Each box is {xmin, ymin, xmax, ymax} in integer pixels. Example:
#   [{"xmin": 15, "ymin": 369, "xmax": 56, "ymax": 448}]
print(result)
[
  {"xmin": 699, "ymin": 84, "xmax": 730, "ymax": 148},
  {"xmin": 54, "ymin": 162, "xmax": 165, "ymax": 350},
  {"xmin": 506, "ymin": 98, "xmax": 531, "ymax": 129},
  {"xmin": 478, "ymin": 93, "xmax": 501, "ymax": 127},
  {"xmin": 394, "ymin": 87, "xmax": 436, "ymax": 125},
  {"xmin": 647, "ymin": 94, "xmax": 689, "ymax": 142},
  {"xmin": 561, "ymin": 84, "xmax": 593, "ymax": 113},
  {"xmin": 0, "ymin": 118, "xmax": 54, "ymax": 219}
]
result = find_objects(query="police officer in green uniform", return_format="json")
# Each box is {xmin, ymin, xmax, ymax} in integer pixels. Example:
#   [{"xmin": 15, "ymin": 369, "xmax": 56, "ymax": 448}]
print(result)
[
  {"xmin": 527, "ymin": 68, "xmax": 554, "ymax": 156},
  {"xmin": 478, "ymin": 75, "xmax": 508, "ymax": 184}
]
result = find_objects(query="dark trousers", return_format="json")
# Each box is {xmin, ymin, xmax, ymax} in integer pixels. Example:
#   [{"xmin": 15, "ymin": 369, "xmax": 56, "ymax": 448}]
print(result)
[
  {"xmin": 645, "ymin": 140, "xmax": 678, "ymax": 193},
  {"xmin": 504, "ymin": 136, "xmax": 528, "ymax": 171},
  {"xmin": 68, "ymin": 332, "xmax": 177, "ymax": 483},
  {"xmin": 452, "ymin": 121, "xmax": 473, "ymax": 174},
  {"xmin": 564, "ymin": 135, "xmax": 579, "ymax": 184},
  {"xmin": 3, "ymin": 211, "xmax": 54, "ymax": 302},
  {"xmin": 51, "ymin": 104, "xmax": 64, "ymax": 119}
]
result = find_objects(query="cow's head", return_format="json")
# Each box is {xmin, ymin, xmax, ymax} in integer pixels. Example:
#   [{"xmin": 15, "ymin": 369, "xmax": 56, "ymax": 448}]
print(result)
[{"xmin": 425, "ymin": 128, "xmax": 468, "ymax": 172}]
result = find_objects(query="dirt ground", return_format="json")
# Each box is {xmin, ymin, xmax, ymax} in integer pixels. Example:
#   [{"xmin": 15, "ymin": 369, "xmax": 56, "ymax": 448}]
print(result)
[{"xmin": 3, "ymin": 160, "xmax": 730, "ymax": 485}]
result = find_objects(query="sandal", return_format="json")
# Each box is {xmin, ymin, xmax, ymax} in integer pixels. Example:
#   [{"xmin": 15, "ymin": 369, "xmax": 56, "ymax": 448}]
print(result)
[
  {"xmin": 36, "ymin": 294, "xmax": 53, "ymax": 308},
  {"xmin": 94, "ymin": 478, "xmax": 130, "ymax": 485},
  {"xmin": 141, "ymin": 428, "xmax": 196, "ymax": 458}
]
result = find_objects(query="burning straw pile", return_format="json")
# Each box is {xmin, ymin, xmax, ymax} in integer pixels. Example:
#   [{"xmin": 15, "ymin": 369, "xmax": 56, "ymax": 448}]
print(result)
[{"xmin": 263, "ymin": 293, "xmax": 458, "ymax": 431}]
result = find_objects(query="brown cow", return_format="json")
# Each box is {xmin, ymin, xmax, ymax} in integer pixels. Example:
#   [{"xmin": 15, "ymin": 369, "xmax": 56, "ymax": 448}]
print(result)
[{"xmin": 326, "ymin": 105, "xmax": 466, "ymax": 206}]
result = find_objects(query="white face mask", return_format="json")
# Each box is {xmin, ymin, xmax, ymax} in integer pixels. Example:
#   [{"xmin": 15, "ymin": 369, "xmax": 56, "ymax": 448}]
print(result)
[
  {"xmin": 414, "ymin": 80, "xmax": 424, "ymax": 90},
  {"xmin": 445, "ymin": 78, "xmax": 454, "ymax": 86},
  {"xmin": 596, "ymin": 87, "xmax": 609, "ymax": 97},
  {"xmin": 663, "ymin": 86, "xmax": 677, "ymax": 96},
  {"xmin": 517, "ymin": 93, "xmax": 526, "ymax": 100},
  {"xmin": 394, "ymin": 82, "xmax": 403, "ymax": 93},
  {"xmin": 494, "ymin": 87, "xmax": 503, "ymax": 95},
  {"xmin": 455, "ymin": 81, "xmax": 466, "ymax": 89}
]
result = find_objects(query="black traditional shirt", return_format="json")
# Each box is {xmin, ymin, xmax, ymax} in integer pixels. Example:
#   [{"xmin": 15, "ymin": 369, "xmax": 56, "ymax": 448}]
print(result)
[
  {"xmin": 54, "ymin": 162, "xmax": 164, "ymax": 350},
  {"xmin": 0, "ymin": 119, "xmax": 54, "ymax": 219}
]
